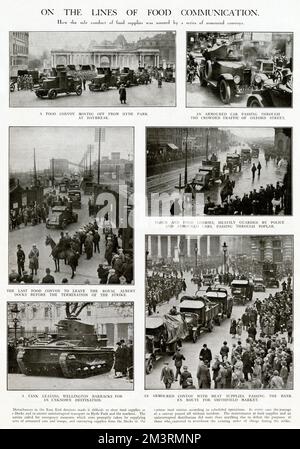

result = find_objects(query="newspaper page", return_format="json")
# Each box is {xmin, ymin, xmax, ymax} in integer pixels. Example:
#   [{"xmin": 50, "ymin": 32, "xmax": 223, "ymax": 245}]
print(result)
[{"xmin": 0, "ymin": 0, "xmax": 299, "ymax": 435}]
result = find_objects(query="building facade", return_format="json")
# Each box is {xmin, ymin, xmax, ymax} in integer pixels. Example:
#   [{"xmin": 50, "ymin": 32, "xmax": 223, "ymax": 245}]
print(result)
[
  {"xmin": 50, "ymin": 33, "xmax": 175, "ymax": 69},
  {"xmin": 250, "ymin": 236, "xmax": 293, "ymax": 265},
  {"xmin": 9, "ymin": 32, "xmax": 29, "ymax": 75},
  {"xmin": 8, "ymin": 302, "xmax": 134, "ymax": 346}
]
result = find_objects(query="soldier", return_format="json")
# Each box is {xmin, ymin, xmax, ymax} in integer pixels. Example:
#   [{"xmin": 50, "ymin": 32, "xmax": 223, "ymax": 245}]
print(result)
[{"xmin": 16, "ymin": 244, "xmax": 25, "ymax": 276}]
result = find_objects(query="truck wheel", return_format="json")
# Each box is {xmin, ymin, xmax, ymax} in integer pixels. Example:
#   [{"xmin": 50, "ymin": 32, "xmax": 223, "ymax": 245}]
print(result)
[
  {"xmin": 247, "ymin": 97, "xmax": 262, "ymax": 108},
  {"xmin": 145, "ymin": 359, "xmax": 153, "ymax": 374},
  {"xmin": 205, "ymin": 61, "xmax": 212, "ymax": 79},
  {"xmin": 48, "ymin": 89, "xmax": 57, "ymax": 99},
  {"xmin": 192, "ymin": 331, "xmax": 198, "ymax": 343},
  {"xmin": 199, "ymin": 70, "xmax": 207, "ymax": 86},
  {"xmin": 101, "ymin": 83, "xmax": 108, "ymax": 92},
  {"xmin": 219, "ymin": 79, "xmax": 232, "ymax": 104},
  {"xmin": 76, "ymin": 86, "xmax": 82, "ymax": 96}
]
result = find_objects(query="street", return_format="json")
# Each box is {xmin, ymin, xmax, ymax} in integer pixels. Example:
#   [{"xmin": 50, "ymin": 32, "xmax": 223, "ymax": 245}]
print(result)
[
  {"xmin": 147, "ymin": 145, "xmax": 286, "ymax": 215},
  {"xmin": 8, "ymin": 370, "xmax": 133, "ymax": 390},
  {"xmin": 9, "ymin": 193, "xmax": 118, "ymax": 284},
  {"xmin": 10, "ymin": 81, "xmax": 175, "ymax": 108},
  {"xmin": 187, "ymin": 79, "xmax": 247, "ymax": 108},
  {"xmin": 145, "ymin": 271, "xmax": 292, "ymax": 390}
]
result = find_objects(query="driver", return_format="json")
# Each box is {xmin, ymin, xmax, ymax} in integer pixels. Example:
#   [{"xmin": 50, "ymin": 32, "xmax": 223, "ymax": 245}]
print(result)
[{"xmin": 278, "ymin": 68, "xmax": 292, "ymax": 93}]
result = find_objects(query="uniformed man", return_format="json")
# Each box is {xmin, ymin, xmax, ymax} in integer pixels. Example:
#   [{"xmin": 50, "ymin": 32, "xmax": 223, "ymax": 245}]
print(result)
[{"xmin": 16, "ymin": 244, "xmax": 25, "ymax": 276}]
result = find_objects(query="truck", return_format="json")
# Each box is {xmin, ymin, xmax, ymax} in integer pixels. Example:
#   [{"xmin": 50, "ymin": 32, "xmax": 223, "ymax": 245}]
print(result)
[
  {"xmin": 46, "ymin": 203, "xmax": 78, "ymax": 229},
  {"xmin": 35, "ymin": 69, "xmax": 82, "ymax": 99},
  {"xmin": 262, "ymin": 262, "xmax": 279, "ymax": 288}
]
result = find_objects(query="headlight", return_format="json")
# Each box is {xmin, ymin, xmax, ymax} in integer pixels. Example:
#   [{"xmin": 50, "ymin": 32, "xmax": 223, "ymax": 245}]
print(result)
[
  {"xmin": 233, "ymin": 75, "xmax": 241, "ymax": 84},
  {"xmin": 255, "ymin": 74, "xmax": 262, "ymax": 84}
]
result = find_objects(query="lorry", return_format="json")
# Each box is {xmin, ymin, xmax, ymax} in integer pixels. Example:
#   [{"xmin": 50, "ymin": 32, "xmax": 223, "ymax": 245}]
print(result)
[
  {"xmin": 46, "ymin": 203, "xmax": 78, "ymax": 229},
  {"xmin": 35, "ymin": 69, "xmax": 82, "ymax": 99}
]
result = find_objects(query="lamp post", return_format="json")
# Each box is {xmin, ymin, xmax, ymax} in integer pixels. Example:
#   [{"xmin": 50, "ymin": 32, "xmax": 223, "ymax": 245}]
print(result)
[
  {"xmin": 222, "ymin": 242, "xmax": 228, "ymax": 276},
  {"xmin": 10, "ymin": 304, "xmax": 21, "ymax": 344},
  {"xmin": 194, "ymin": 243, "xmax": 198, "ymax": 269}
]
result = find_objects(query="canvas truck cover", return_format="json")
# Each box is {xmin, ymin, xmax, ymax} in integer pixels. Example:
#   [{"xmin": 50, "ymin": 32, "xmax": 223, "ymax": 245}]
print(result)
[{"xmin": 163, "ymin": 313, "xmax": 189, "ymax": 344}]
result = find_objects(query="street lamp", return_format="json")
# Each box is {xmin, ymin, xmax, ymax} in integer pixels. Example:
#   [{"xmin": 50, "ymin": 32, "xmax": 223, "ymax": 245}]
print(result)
[
  {"xmin": 222, "ymin": 242, "xmax": 228, "ymax": 275},
  {"xmin": 10, "ymin": 304, "xmax": 20, "ymax": 344},
  {"xmin": 194, "ymin": 243, "xmax": 198, "ymax": 268}
]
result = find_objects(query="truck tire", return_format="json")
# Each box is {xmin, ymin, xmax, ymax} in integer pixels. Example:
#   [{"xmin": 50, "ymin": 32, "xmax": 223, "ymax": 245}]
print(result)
[
  {"xmin": 192, "ymin": 330, "xmax": 198, "ymax": 343},
  {"xmin": 76, "ymin": 86, "xmax": 82, "ymax": 96},
  {"xmin": 219, "ymin": 79, "xmax": 232, "ymax": 104},
  {"xmin": 247, "ymin": 97, "xmax": 262, "ymax": 108},
  {"xmin": 145, "ymin": 358, "xmax": 153, "ymax": 375},
  {"xmin": 205, "ymin": 60, "xmax": 212, "ymax": 80},
  {"xmin": 48, "ymin": 89, "xmax": 57, "ymax": 99},
  {"xmin": 199, "ymin": 70, "xmax": 207, "ymax": 86},
  {"xmin": 101, "ymin": 83, "xmax": 108, "ymax": 92}
]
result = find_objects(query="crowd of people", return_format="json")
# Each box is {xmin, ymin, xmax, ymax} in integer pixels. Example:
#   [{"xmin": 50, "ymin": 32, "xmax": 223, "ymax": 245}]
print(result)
[
  {"xmin": 15, "ymin": 74, "xmax": 35, "ymax": 91},
  {"xmin": 146, "ymin": 273, "xmax": 187, "ymax": 315},
  {"xmin": 160, "ymin": 287, "xmax": 293, "ymax": 390},
  {"xmin": 205, "ymin": 180, "xmax": 287, "ymax": 216},
  {"xmin": 9, "ymin": 202, "xmax": 49, "ymax": 230},
  {"xmin": 9, "ymin": 216, "xmax": 134, "ymax": 284},
  {"xmin": 114, "ymin": 339, "xmax": 134, "ymax": 381}
]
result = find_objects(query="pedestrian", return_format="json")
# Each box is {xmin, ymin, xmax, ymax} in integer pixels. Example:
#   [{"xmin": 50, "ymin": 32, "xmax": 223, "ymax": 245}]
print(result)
[
  {"xmin": 82, "ymin": 78, "xmax": 86, "ymax": 90},
  {"xmin": 119, "ymin": 84, "xmax": 126, "ymax": 104},
  {"xmin": 28, "ymin": 244, "xmax": 39, "ymax": 276},
  {"xmin": 41, "ymin": 268, "xmax": 55, "ymax": 284},
  {"xmin": 93, "ymin": 230, "xmax": 100, "ymax": 253},
  {"xmin": 212, "ymin": 355, "xmax": 221, "ymax": 388},
  {"xmin": 280, "ymin": 361, "xmax": 289, "ymax": 388},
  {"xmin": 160, "ymin": 362, "xmax": 174, "ymax": 389},
  {"xmin": 257, "ymin": 161, "xmax": 262, "ymax": 176},
  {"xmin": 16, "ymin": 244, "xmax": 25, "ymax": 277},
  {"xmin": 251, "ymin": 163, "xmax": 257, "ymax": 180},
  {"xmin": 114, "ymin": 342, "xmax": 123, "ymax": 377},
  {"xmin": 196, "ymin": 359, "xmax": 211, "ymax": 389},
  {"xmin": 270, "ymin": 370, "xmax": 284, "ymax": 389},
  {"xmin": 215, "ymin": 362, "xmax": 227, "ymax": 389},
  {"xmin": 199, "ymin": 343, "xmax": 212, "ymax": 367},
  {"xmin": 230, "ymin": 319, "xmax": 237, "ymax": 338},
  {"xmin": 179, "ymin": 366, "xmax": 193, "ymax": 389},
  {"xmin": 236, "ymin": 318, "xmax": 243, "ymax": 338},
  {"xmin": 172, "ymin": 348, "xmax": 185, "ymax": 381},
  {"xmin": 220, "ymin": 341, "xmax": 230, "ymax": 361},
  {"xmin": 248, "ymin": 323, "xmax": 257, "ymax": 341}
]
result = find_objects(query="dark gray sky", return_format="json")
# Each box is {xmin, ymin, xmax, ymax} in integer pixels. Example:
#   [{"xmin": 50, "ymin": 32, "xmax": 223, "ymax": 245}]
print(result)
[
  {"xmin": 28, "ymin": 32, "xmax": 167, "ymax": 56},
  {"xmin": 10, "ymin": 127, "xmax": 133, "ymax": 172}
]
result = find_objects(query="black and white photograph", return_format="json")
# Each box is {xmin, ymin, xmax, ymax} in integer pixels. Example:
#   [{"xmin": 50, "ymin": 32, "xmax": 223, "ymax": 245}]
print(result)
[
  {"xmin": 145, "ymin": 235, "xmax": 293, "ymax": 390},
  {"xmin": 9, "ymin": 126, "xmax": 134, "ymax": 285},
  {"xmin": 146, "ymin": 127, "xmax": 292, "ymax": 216},
  {"xmin": 7, "ymin": 301, "xmax": 134, "ymax": 390},
  {"xmin": 9, "ymin": 31, "xmax": 176, "ymax": 107},
  {"xmin": 186, "ymin": 32, "xmax": 293, "ymax": 107}
]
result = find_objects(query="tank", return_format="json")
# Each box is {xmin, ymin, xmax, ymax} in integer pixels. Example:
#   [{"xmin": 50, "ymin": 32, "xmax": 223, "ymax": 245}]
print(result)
[{"xmin": 17, "ymin": 316, "xmax": 115, "ymax": 378}]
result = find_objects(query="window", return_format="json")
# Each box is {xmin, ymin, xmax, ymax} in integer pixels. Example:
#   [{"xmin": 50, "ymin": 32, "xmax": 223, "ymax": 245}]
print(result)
[
  {"xmin": 44, "ymin": 307, "xmax": 49, "ymax": 318},
  {"xmin": 87, "ymin": 310, "xmax": 91, "ymax": 317}
]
